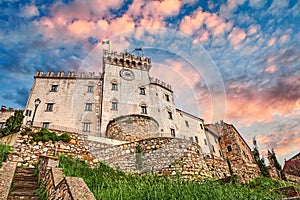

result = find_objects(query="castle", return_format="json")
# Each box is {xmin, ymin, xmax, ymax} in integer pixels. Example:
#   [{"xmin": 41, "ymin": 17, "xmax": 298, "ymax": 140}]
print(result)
[{"xmin": 18, "ymin": 49, "xmax": 261, "ymax": 181}]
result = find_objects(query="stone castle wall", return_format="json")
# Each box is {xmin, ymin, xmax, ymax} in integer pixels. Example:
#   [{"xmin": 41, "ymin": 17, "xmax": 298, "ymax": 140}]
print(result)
[
  {"xmin": 7, "ymin": 128, "xmax": 97, "ymax": 167},
  {"xmin": 106, "ymin": 115, "xmax": 160, "ymax": 141}
]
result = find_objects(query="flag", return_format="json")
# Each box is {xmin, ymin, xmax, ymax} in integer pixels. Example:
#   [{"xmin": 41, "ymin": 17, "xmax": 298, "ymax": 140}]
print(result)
[{"xmin": 102, "ymin": 40, "xmax": 110, "ymax": 45}]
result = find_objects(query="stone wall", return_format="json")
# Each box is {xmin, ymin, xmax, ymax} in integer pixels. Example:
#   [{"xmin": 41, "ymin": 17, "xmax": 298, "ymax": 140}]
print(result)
[
  {"xmin": 0, "ymin": 132, "xmax": 19, "ymax": 146},
  {"xmin": 92, "ymin": 137, "xmax": 203, "ymax": 173},
  {"xmin": 7, "ymin": 129, "xmax": 97, "ymax": 167},
  {"xmin": 106, "ymin": 115, "xmax": 160, "ymax": 141},
  {"xmin": 0, "ymin": 162, "xmax": 17, "ymax": 199},
  {"xmin": 38, "ymin": 155, "xmax": 96, "ymax": 200},
  {"xmin": 285, "ymin": 174, "xmax": 300, "ymax": 184}
]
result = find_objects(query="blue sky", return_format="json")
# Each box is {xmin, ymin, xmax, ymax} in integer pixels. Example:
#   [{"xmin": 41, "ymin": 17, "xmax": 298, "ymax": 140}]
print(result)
[{"xmin": 0, "ymin": 0, "xmax": 299, "ymax": 164}]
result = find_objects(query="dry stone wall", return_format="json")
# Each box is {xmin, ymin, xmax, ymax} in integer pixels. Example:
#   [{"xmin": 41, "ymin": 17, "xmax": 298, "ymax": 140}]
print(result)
[
  {"xmin": 7, "ymin": 128, "xmax": 97, "ymax": 167},
  {"xmin": 106, "ymin": 115, "xmax": 160, "ymax": 141},
  {"xmin": 0, "ymin": 162, "xmax": 17, "ymax": 199},
  {"xmin": 38, "ymin": 155, "xmax": 96, "ymax": 200}
]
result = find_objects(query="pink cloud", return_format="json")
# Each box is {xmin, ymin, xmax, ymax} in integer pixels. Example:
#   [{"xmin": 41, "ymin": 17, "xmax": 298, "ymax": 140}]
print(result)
[
  {"xmin": 279, "ymin": 34, "xmax": 289, "ymax": 44},
  {"xmin": 247, "ymin": 25, "xmax": 259, "ymax": 35},
  {"xmin": 268, "ymin": 37, "xmax": 276, "ymax": 46},
  {"xmin": 179, "ymin": 8, "xmax": 208, "ymax": 35},
  {"xmin": 67, "ymin": 20, "xmax": 95, "ymax": 37},
  {"xmin": 228, "ymin": 27, "xmax": 246, "ymax": 45},
  {"xmin": 257, "ymin": 130, "xmax": 300, "ymax": 157},
  {"xmin": 265, "ymin": 65, "xmax": 277, "ymax": 73}
]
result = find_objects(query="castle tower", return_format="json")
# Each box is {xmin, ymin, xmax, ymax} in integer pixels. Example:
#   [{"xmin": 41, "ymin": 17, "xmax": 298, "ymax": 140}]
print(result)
[{"xmin": 100, "ymin": 50, "xmax": 177, "ymax": 137}]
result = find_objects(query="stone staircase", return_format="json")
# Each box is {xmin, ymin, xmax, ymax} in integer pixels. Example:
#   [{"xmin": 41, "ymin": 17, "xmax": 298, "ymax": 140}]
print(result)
[{"xmin": 8, "ymin": 167, "xmax": 40, "ymax": 200}]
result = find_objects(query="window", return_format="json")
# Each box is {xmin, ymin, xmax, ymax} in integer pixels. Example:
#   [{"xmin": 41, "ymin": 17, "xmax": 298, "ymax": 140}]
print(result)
[
  {"xmin": 25, "ymin": 109, "xmax": 32, "ymax": 117},
  {"xmin": 50, "ymin": 85, "xmax": 58, "ymax": 92},
  {"xmin": 111, "ymin": 102, "xmax": 118, "ymax": 110},
  {"xmin": 200, "ymin": 124, "xmax": 203, "ymax": 129},
  {"xmin": 168, "ymin": 111, "xmax": 173, "ymax": 120},
  {"xmin": 204, "ymin": 139, "xmax": 207, "ymax": 145},
  {"xmin": 83, "ymin": 123, "xmax": 91, "ymax": 132},
  {"xmin": 165, "ymin": 94, "xmax": 170, "ymax": 102},
  {"xmin": 211, "ymin": 145, "xmax": 215, "ymax": 152},
  {"xmin": 189, "ymin": 137, "xmax": 193, "ymax": 142},
  {"xmin": 227, "ymin": 145, "xmax": 232, "ymax": 152},
  {"xmin": 87, "ymin": 86, "xmax": 94, "ymax": 93},
  {"xmin": 42, "ymin": 122, "xmax": 50, "ymax": 129},
  {"xmin": 140, "ymin": 87, "xmax": 145, "ymax": 95},
  {"xmin": 0, "ymin": 122, "xmax": 5, "ymax": 129},
  {"xmin": 112, "ymin": 83, "xmax": 118, "ymax": 90},
  {"xmin": 85, "ymin": 103, "xmax": 92, "ymax": 111},
  {"xmin": 46, "ymin": 103, "xmax": 54, "ymax": 111},
  {"xmin": 141, "ymin": 105, "xmax": 147, "ymax": 114},
  {"xmin": 219, "ymin": 150, "xmax": 223, "ymax": 157},
  {"xmin": 170, "ymin": 128, "xmax": 175, "ymax": 137},
  {"xmin": 185, "ymin": 120, "xmax": 189, "ymax": 127},
  {"xmin": 195, "ymin": 136, "xmax": 199, "ymax": 143}
]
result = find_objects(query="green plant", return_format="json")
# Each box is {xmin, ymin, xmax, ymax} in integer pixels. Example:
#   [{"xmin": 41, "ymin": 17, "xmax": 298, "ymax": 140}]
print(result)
[
  {"xmin": 58, "ymin": 133, "xmax": 71, "ymax": 142},
  {"xmin": 1, "ymin": 110, "xmax": 24, "ymax": 136},
  {"xmin": 30, "ymin": 128, "xmax": 71, "ymax": 143},
  {"xmin": 0, "ymin": 144, "xmax": 11, "ymax": 167},
  {"xmin": 58, "ymin": 155, "xmax": 290, "ymax": 200}
]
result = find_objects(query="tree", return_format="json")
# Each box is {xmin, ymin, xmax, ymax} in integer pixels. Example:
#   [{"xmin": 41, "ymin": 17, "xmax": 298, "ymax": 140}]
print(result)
[
  {"xmin": 0, "ymin": 110, "xmax": 24, "ymax": 137},
  {"xmin": 269, "ymin": 149, "xmax": 286, "ymax": 180},
  {"xmin": 253, "ymin": 137, "xmax": 270, "ymax": 177}
]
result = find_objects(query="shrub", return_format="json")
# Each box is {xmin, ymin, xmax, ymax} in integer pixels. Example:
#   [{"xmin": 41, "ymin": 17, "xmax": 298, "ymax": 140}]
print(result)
[
  {"xmin": 58, "ymin": 133, "xmax": 71, "ymax": 142},
  {"xmin": 0, "ymin": 144, "xmax": 11, "ymax": 167}
]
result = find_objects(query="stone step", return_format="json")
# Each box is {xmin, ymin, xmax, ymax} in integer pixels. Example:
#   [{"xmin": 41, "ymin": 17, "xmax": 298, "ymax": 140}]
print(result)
[{"xmin": 8, "ymin": 194, "xmax": 40, "ymax": 200}]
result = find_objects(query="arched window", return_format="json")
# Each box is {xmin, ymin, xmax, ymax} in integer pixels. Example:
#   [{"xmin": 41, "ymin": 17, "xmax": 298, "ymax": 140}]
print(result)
[{"xmin": 111, "ymin": 80, "xmax": 118, "ymax": 91}]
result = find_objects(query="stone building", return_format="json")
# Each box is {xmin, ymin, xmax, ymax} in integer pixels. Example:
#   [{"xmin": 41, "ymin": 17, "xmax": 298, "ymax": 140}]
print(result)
[
  {"xmin": 23, "ymin": 50, "xmax": 255, "ymax": 160},
  {"xmin": 0, "ymin": 105, "xmax": 15, "ymax": 129},
  {"xmin": 205, "ymin": 122, "xmax": 260, "ymax": 181}
]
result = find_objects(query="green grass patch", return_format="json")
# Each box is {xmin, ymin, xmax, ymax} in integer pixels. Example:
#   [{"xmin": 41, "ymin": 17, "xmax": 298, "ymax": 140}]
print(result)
[
  {"xmin": 58, "ymin": 155, "xmax": 297, "ymax": 200},
  {"xmin": 0, "ymin": 143, "xmax": 11, "ymax": 167}
]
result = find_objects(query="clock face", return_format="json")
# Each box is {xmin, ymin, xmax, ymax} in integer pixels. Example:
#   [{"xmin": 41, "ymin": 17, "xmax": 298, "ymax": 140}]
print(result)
[{"xmin": 120, "ymin": 69, "xmax": 135, "ymax": 81}]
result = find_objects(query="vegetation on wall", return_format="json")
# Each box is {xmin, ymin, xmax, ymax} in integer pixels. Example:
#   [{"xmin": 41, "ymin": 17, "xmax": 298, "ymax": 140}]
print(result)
[
  {"xmin": 58, "ymin": 155, "xmax": 295, "ymax": 200},
  {"xmin": 0, "ymin": 144, "xmax": 11, "ymax": 167},
  {"xmin": 21, "ymin": 128, "xmax": 71, "ymax": 143},
  {"xmin": 253, "ymin": 137, "xmax": 270, "ymax": 177},
  {"xmin": 0, "ymin": 110, "xmax": 24, "ymax": 138}
]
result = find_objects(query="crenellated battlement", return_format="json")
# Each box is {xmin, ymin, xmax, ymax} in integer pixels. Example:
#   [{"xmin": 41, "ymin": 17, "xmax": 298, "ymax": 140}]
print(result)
[
  {"xmin": 150, "ymin": 77, "xmax": 172, "ymax": 91},
  {"xmin": 35, "ymin": 71, "xmax": 102, "ymax": 79},
  {"xmin": 103, "ymin": 50, "xmax": 151, "ymax": 71}
]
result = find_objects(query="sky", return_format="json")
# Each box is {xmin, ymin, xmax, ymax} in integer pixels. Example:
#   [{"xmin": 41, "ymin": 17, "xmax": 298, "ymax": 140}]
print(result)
[{"xmin": 0, "ymin": 0, "xmax": 299, "ymax": 165}]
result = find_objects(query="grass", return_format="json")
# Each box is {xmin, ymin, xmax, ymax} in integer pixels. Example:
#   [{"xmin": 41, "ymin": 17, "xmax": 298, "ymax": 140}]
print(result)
[
  {"xmin": 0, "ymin": 143, "xmax": 11, "ymax": 167},
  {"xmin": 58, "ymin": 155, "xmax": 299, "ymax": 200}
]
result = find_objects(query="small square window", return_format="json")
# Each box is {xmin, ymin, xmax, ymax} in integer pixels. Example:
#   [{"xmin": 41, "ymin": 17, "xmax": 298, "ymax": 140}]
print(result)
[
  {"xmin": 50, "ymin": 85, "xmax": 58, "ymax": 92},
  {"xmin": 227, "ymin": 145, "xmax": 232, "ymax": 152},
  {"xmin": 195, "ymin": 136, "xmax": 199, "ymax": 143},
  {"xmin": 141, "ymin": 105, "xmax": 147, "ymax": 114},
  {"xmin": 46, "ymin": 103, "xmax": 54, "ymax": 111},
  {"xmin": 170, "ymin": 128, "xmax": 175, "ymax": 137},
  {"xmin": 0, "ymin": 122, "xmax": 5, "ymax": 129},
  {"xmin": 87, "ymin": 86, "xmax": 94, "ymax": 93},
  {"xmin": 85, "ymin": 103, "xmax": 92, "ymax": 111},
  {"xmin": 185, "ymin": 120, "xmax": 189, "ymax": 127},
  {"xmin": 112, "ymin": 83, "xmax": 118, "ymax": 90},
  {"xmin": 165, "ymin": 94, "xmax": 170, "ymax": 102},
  {"xmin": 200, "ymin": 124, "xmax": 203, "ymax": 129},
  {"xmin": 43, "ymin": 122, "xmax": 50, "ymax": 129},
  {"xmin": 83, "ymin": 123, "xmax": 91, "ymax": 132},
  {"xmin": 168, "ymin": 111, "xmax": 173, "ymax": 120},
  {"xmin": 140, "ymin": 87, "xmax": 145, "ymax": 95},
  {"xmin": 25, "ymin": 110, "xmax": 32, "ymax": 117},
  {"xmin": 112, "ymin": 102, "xmax": 118, "ymax": 110},
  {"xmin": 204, "ymin": 139, "xmax": 207, "ymax": 145},
  {"xmin": 212, "ymin": 145, "xmax": 215, "ymax": 152}
]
